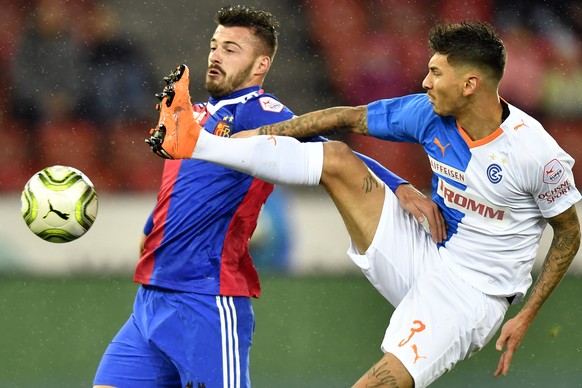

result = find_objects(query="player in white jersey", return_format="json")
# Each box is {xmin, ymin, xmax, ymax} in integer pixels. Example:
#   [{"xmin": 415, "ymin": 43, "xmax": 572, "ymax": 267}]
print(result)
[{"xmin": 146, "ymin": 21, "xmax": 581, "ymax": 387}]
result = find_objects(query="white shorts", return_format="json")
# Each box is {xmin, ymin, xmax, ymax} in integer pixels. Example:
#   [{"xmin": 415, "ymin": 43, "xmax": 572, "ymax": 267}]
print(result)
[{"xmin": 347, "ymin": 190, "xmax": 509, "ymax": 388}]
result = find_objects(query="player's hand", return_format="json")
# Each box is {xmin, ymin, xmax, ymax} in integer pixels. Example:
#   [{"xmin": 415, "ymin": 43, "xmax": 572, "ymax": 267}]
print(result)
[
  {"xmin": 232, "ymin": 129, "xmax": 260, "ymax": 139},
  {"xmin": 394, "ymin": 183, "xmax": 446, "ymax": 243},
  {"xmin": 494, "ymin": 312, "xmax": 531, "ymax": 377}
]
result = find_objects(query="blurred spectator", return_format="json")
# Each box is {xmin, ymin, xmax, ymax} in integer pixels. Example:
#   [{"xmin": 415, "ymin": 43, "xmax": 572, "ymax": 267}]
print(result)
[
  {"xmin": 76, "ymin": 2, "xmax": 159, "ymax": 191},
  {"xmin": 10, "ymin": 0, "xmax": 85, "ymax": 128},
  {"xmin": 437, "ymin": 0, "xmax": 494, "ymax": 23},
  {"xmin": 498, "ymin": 23, "xmax": 551, "ymax": 116},
  {"xmin": 0, "ymin": 116, "xmax": 34, "ymax": 191},
  {"xmin": 302, "ymin": 0, "xmax": 367, "ymax": 103},
  {"xmin": 7, "ymin": 0, "xmax": 159, "ymax": 192},
  {"xmin": 79, "ymin": 2, "xmax": 157, "ymax": 128},
  {"xmin": 541, "ymin": 38, "xmax": 582, "ymax": 119},
  {"xmin": 495, "ymin": 1, "xmax": 582, "ymax": 122},
  {"xmin": 0, "ymin": 1, "xmax": 27, "ymax": 98},
  {"xmin": 303, "ymin": 0, "xmax": 431, "ymax": 105}
]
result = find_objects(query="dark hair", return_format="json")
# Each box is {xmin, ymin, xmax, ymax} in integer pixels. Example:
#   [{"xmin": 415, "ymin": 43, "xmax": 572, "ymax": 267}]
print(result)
[
  {"xmin": 215, "ymin": 5, "xmax": 279, "ymax": 60},
  {"xmin": 428, "ymin": 21, "xmax": 506, "ymax": 81}
]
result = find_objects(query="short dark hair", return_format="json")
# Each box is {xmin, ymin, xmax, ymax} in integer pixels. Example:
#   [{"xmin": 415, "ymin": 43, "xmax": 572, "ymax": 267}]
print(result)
[
  {"xmin": 215, "ymin": 5, "xmax": 279, "ymax": 60},
  {"xmin": 428, "ymin": 21, "xmax": 506, "ymax": 81}
]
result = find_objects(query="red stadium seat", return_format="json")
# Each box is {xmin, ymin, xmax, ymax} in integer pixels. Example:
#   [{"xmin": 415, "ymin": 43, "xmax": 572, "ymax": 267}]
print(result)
[
  {"xmin": 37, "ymin": 118, "xmax": 116, "ymax": 192},
  {"xmin": 107, "ymin": 121, "xmax": 164, "ymax": 191},
  {"xmin": 0, "ymin": 122, "xmax": 36, "ymax": 191}
]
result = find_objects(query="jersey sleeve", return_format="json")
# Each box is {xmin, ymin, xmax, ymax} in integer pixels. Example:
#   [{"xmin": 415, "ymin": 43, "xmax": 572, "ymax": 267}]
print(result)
[
  {"xmin": 235, "ymin": 94, "xmax": 295, "ymax": 130},
  {"xmin": 366, "ymin": 94, "xmax": 435, "ymax": 143},
  {"xmin": 519, "ymin": 129, "xmax": 581, "ymax": 219}
]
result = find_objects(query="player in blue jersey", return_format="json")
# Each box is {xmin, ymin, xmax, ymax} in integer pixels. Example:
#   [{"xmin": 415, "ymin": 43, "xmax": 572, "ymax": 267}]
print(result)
[
  {"xmin": 147, "ymin": 21, "xmax": 581, "ymax": 388},
  {"xmin": 92, "ymin": 6, "xmax": 292, "ymax": 388},
  {"xmin": 95, "ymin": 5, "xmax": 440, "ymax": 388}
]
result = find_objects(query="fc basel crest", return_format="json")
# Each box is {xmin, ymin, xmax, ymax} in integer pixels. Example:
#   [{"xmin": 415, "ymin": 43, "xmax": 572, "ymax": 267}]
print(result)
[{"xmin": 214, "ymin": 116, "xmax": 233, "ymax": 137}]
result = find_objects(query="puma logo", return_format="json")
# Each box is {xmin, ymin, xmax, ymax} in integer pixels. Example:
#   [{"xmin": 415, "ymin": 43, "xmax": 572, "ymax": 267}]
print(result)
[
  {"xmin": 433, "ymin": 137, "xmax": 450, "ymax": 157},
  {"xmin": 411, "ymin": 344, "xmax": 427, "ymax": 364},
  {"xmin": 513, "ymin": 119, "xmax": 528, "ymax": 131},
  {"xmin": 398, "ymin": 320, "xmax": 428, "ymax": 364},
  {"xmin": 43, "ymin": 200, "xmax": 70, "ymax": 220}
]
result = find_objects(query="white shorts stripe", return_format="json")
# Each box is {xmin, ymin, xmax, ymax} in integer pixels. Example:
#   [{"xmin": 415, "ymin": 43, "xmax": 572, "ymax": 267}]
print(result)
[
  {"xmin": 216, "ymin": 296, "xmax": 228, "ymax": 388},
  {"xmin": 228, "ymin": 297, "xmax": 241, "ymax": 388},
  {"xmin": 216, "ymin": 296, "xmax": 241, "ymax": 388}
]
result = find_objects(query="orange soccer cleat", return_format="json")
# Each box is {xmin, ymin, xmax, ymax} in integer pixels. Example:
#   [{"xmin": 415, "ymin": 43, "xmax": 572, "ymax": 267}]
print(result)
[{"xmin": 146, "ymin": 64, "xmax": 201, "ymax": 159}]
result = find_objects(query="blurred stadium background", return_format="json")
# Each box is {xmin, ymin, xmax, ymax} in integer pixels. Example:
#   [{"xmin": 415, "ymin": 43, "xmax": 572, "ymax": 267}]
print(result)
[{"xmin": 0, "ymin": 0, "xmax": 581, "ymax": 386}]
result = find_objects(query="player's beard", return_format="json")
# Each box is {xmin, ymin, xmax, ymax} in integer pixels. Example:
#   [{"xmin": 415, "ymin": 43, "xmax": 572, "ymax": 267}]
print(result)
[{"xmin": 205, "ymin": 62, "xmax": 254, "ymax": 98}]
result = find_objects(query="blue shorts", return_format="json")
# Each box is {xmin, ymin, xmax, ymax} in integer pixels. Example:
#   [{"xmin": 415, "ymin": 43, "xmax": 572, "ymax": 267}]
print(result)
[{"xmin": 94, "ymin": 286, "xmax": 255, "ymax": 388}]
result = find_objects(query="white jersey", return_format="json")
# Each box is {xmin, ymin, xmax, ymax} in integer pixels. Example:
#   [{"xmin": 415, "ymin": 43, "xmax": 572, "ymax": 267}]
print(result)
[{"xmin": 367, "ymin": 94, "xmax": 581, "ymax": 301}]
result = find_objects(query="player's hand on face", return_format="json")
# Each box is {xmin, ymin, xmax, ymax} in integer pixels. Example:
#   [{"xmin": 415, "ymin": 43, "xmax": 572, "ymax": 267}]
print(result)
[
  {"xmin": 232, "ymin": 129, "xmax": 260, "ymax": 138},
  {"xmin": 394, "ymin": 183, "xmax": 447, "ymax": 243}
]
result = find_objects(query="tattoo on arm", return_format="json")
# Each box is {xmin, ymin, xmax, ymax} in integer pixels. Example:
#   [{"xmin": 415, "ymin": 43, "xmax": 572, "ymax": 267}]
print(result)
[
  {"xmin": 365, "ymin": 361, "xmax": 399, "ymax": 387},
  {"xmin": 355, "ymin": 108, "xmax": 369, "ymax": 135},
  {"xmin": 528, "ymin": 205, "xmax": 580, "ymax": 311},
  {"xmin": 362, "ymin": 171, "xmax": 380, "ymax": 193},
  {"xmin": 257, "ymin": 106, "xmax": 368, "ymax": 137}
]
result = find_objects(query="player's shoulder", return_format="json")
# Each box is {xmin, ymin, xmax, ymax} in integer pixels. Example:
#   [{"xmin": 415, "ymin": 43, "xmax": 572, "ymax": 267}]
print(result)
[
  {"xmin": 370, "ymin": 93, "xmax": 430, "ymax": 110},
  {"xmin": 235, "ymin": 90, "xmax": 295, "ymax": 128},
  {"xmin": 240, "ymin": 91, "xmax": 288, "ymax": 112},
  {"xmin": 502, "ymin": 103, "xmax": 571, "ymax": 172},
  {"xmin": 502, "ymin": 103, "xmax": 554, "ymax": 146}
]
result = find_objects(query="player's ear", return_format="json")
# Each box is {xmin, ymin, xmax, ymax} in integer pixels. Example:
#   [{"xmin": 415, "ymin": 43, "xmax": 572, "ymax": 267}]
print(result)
[
  {"xmin": 463, "ymin": 74, "xmax": 480, "ymax": 96},
  {"xmin": 254, "ymin": 55, "xmax": 271, "ymax": 76}
]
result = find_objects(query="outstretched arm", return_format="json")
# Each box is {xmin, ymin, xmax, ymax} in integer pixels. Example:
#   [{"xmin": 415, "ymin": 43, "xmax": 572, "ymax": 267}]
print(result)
[
  {"xmin": 255, "ymin": 106, "xmax": 369, "ymax": 138},
  {"xmin": 494, "ymin": 204, "xmax": 580, "ymax": 377}
]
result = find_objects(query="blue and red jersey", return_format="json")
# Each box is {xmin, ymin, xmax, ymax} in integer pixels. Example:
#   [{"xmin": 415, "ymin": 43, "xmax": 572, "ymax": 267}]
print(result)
[{"xmin": 134, "ymin": 86, "xmax": 294, "ymax": 297}]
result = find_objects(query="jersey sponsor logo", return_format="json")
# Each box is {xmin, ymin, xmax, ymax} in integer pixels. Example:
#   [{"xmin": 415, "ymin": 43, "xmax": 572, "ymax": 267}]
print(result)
[
  {"xmin": 487, "ymin": 163, "xmax": 503, "ymax": 184},
  {"xmin": 259, "ymin": 96, "xmax": 284, "ymax": 113},
  {"xmin": 438, "ymin": 178, "xmax": 509, "ymax": 226},
  {"xmin": 538, "ymin": 179, "xmax": 574, "ymax": 204},
  {"xmin": 429, "ymin": 155, "xmax": 466, "ymax": 185},
  {"xmin": 543, "ymin": 159, "xmax": 565, "ymax": 184},
  {"xmin": 433, "ymin": 137, "xmax": 451, "ymax": 156}
]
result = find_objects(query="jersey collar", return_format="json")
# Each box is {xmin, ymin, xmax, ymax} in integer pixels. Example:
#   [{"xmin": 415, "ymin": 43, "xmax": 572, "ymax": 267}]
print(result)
[{"xmin": 206, "ymin": 87, "xmax": 264, "ymax": 116}]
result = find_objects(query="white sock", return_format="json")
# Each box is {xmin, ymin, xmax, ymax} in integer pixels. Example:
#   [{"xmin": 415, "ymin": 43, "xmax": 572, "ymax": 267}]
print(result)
[{"xmin": 193, "ymin": 130, "xmax": 323, "ymax": 186}]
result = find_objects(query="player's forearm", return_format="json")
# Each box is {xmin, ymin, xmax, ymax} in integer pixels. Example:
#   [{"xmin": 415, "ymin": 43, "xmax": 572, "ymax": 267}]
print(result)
[
  {"xmin": 257, "ymin": 106, "xmax": 368, "ymax": 138},
  {"xmin": 520, "ymin": 205, "xmax": 580, "ymax": 321}
]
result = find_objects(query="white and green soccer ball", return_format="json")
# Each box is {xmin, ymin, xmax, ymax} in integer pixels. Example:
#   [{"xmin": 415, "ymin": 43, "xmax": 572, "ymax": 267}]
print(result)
[{"xmin": 21, "ymin": 165, "xmax": 98, "ymax": 243}]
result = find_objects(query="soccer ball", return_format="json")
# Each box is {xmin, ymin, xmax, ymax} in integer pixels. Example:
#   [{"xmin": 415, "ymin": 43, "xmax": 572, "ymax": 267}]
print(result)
[{"xmin": 21, "ymin": 165, "xmax": 99, "ymax": 243}]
